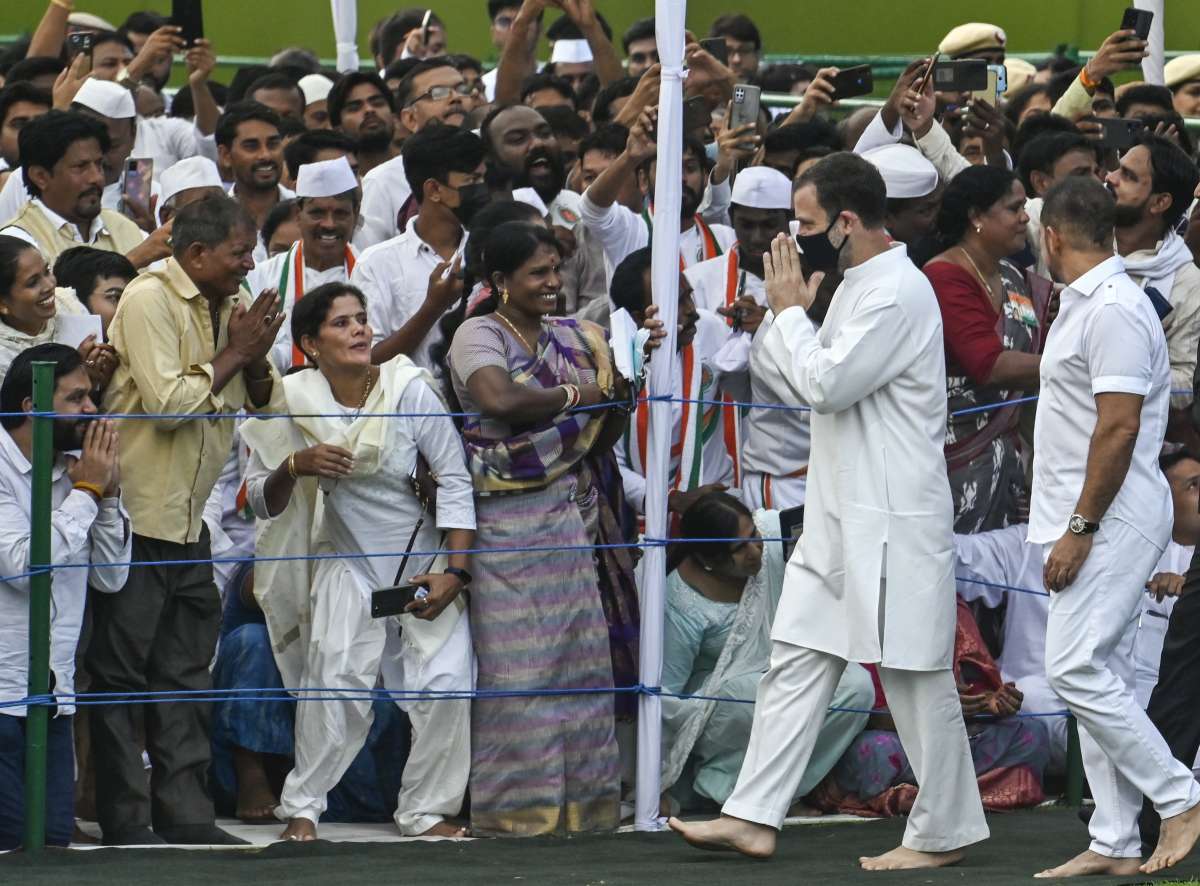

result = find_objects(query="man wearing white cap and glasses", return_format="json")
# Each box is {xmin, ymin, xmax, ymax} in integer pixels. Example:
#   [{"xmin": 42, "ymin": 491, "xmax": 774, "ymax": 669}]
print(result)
[
  {"xmin": 685, "ymin": 166, "xmax": 793, "ymax": 499},
  {"xmin": 247, "ymin": 157, "xmax": 362, "ymax": 375}
]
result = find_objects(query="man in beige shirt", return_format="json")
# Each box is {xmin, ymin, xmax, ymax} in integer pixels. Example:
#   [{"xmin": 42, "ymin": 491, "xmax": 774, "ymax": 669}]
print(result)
[{"xmin": 87, "ymin": 193, "xmax": 284, "ymax": 846}]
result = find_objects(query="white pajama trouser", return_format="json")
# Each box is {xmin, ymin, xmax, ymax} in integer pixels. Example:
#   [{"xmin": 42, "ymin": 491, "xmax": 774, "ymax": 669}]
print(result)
[
  {"xmin": 740, "ymin": 471, "xmax": 807, "ymax": 512},
  {"xmin": 1042, "ymin": 519, "xmax": 1200, "ymax": 858},
  {"xmin": 276, "ymin": 573, "xmax": 474, "ymax": 835},
  {"xmin": 722, "ymin": 640, "xmax": 989, "ymax": 852}
]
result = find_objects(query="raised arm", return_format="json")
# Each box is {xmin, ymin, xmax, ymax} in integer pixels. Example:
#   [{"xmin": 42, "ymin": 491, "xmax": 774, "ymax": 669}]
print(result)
[{"xmin": 493, "ymin": 0, "xmax": 548, "ymax": 107}]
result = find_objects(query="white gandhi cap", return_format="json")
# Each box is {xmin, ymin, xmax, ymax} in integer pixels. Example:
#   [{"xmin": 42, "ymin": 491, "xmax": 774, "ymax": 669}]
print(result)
[
  {"xmin": 159, "ymin": 157, "xmax": 224, "ymax": 207},
  {"xmin": 298, "ymin": 74, "xmax": 335, "ymax": 106},
  {"xmin": 73, "ymin": 78, "xmax": 136, "ymax": 120},
  {"xmin": 295, "ymin": 156, "xmax": 358, "ymax": 198},
  {"xmin": 731, "ymin": 166, "xmax": 793, "ymax": 210},
  {"xmin": 550, "ymin": 39, "xmax": 593, "ymax": 65},
  {"xmin": 860, "ymin": 144, "xmax": 939, "ymax": 199}
]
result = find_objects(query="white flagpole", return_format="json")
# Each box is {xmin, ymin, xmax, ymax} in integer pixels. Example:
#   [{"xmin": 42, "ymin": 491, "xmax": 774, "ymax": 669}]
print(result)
[
  {"xmin": 330, "ymin": 0, "xmax": 360, "ymax": 73},
  {"xmin": 635, "ymin": 0, "xmax": 687, "ymax": 833},
  {"xmin": 1134, "ymin": 0, "xmax": 1165, "ymax": 85}
]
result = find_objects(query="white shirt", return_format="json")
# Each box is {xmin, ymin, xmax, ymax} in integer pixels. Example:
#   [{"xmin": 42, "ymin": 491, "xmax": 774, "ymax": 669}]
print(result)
[
  {"xmin": 228, "ymin": 182, "xmax": 297, "ymax": 264},
  {"xmin": 1134, "ymin": 540, "xmax": 1192, "ymax": 707},
  {"xmin": 350, "ymin": 224, "xmax": 456, "ymax": 372},
  {"xmin": 761, "ymin": 243, "xmax": 956, "ymax": 669},
  {"xmin": 353, "ymin": 212, "xmax": 394, "ymax": 252},
  {"xmin": 1029, "ymin": 256, "xmax": 1173, "ymax": 545},
  {"xmin": 360, "ymin": 154, "xmax": 411, "ymax": 242},
  {"xmin": 0, "ymin": 429, "xmax": 130, "ymax": 717},
  {"xmin": 132, "ymin": 115, "xmax": 218, "ymax": 181},
  {"xmin": 0, "ymin": 167, "xmax": 28, "ymax": 226},
  {"xmin": 0, "ymin": 197, "xmax": 116, "ymax": 248},
  {"xmin": 741, "ymin": 311, "xmax": 813, "ymax": 482},
  {"xmin": 577, "ymin": 190, "xmax": 736, "ymax": 284}
]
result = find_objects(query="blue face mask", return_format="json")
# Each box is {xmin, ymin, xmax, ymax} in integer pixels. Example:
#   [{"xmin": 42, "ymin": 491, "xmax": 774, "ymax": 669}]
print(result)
[{"xmin": 704, "ymin": 140, "xmax": 720, "ymax": 164}]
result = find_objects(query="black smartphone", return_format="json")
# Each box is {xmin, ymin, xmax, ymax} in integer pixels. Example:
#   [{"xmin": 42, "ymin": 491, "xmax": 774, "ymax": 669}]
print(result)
[
  {"xmin": 699, "ymin": 37, "xmax": 728, "ymax": 66},
  {"xmin": 779, "ymin": 505, "xmax": 805, "ymax": 560},
  {"xmin": 66, "ymin": 31, "xmax": 94, "ymax": 58},
  {"xmin": 1097, "ymin": 116, "xmax": 1146, "ymax": 151},
  {"xmin": 171, "ymin": 0, "xmax": 204, "ymax": 46},
  {"xmin": 830, "ymin": 64, "xmax": 874, "ymax": 101},
  {"xmin": 371, "ymin": 584, "xmax": 422, "ymax": 618},
  {"xmin": 682, "ymin": 95, "xmax": 710, "ymax": 133},
  {"xmin": 1121, "ymin": 7, "xmax": 1154, "ymax": 41},
  {"xmin": 931, "ymin": 59, "xmax": 988, "ymax": 93}
]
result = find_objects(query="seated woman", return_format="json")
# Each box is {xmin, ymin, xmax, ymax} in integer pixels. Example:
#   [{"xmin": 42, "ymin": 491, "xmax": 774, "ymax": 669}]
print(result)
[
  {"xmin": 209, "ymin": 562, "xmax": 408, "ymax": 825},
  {"xmin": 811, "ymin": 597, "xmax": 1051, "ymax": 816},
  {"xmin": 661, "ymin": 492, "xmax": 876, "ymax": 814}
]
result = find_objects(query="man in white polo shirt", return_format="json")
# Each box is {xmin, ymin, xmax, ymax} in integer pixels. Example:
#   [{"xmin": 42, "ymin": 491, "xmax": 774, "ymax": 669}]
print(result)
[{"xmin": 1030, "ymin": 176, "xmax": 1200, "ymax": 879}]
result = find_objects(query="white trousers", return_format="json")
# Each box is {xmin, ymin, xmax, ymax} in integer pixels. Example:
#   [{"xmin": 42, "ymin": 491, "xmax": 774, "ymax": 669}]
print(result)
[
  {"xmin": 740, "ymin": 471, "xmax": 806, "ymax": 512},
  {"xmin": 1042, "ymin": 519, "xmax": 1200, "ymax": 858},
  {"xmin": 277, "ymin": 571, "xmax": 474, "ymax": 834},
  {"xmin": 722, "ymin": 640, "xmax": 989, "ymax": 852}
]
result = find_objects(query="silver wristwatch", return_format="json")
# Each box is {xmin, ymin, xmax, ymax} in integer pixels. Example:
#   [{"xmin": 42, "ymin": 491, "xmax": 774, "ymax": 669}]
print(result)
[{"xmin": 1068, "ymin": 514, "xmax": 1100, "ymax": 535}]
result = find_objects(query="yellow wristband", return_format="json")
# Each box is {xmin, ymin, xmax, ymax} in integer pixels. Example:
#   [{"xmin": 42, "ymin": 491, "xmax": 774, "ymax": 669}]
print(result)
[{"xmin": 73, "ymin": 481, "xmax": 104, "ymax": 501}]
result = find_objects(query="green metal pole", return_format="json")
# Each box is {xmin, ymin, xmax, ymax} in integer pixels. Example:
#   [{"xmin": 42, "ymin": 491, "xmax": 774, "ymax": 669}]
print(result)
[
  {"xmin": 23, "ymin": 362, "xmax": 55, "ymax": 853},
  {"xmin": 1065, "ymin": 713, "xmax": 1085, "ymax": 807}
]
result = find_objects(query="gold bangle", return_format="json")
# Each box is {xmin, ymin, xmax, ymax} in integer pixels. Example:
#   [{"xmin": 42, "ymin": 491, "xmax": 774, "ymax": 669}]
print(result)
[
  {"xmin": 73, "ymin": 481, "xmax": 104, "ymax": 500},
  {"xmin": 287, "ymin": 452, "xmax": 298, "ymax": 479}
]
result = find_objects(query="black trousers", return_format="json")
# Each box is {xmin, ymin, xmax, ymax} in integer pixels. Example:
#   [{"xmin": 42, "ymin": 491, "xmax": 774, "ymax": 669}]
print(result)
[
  {"xmin": 1140, "ymin": 543, "xmax": 1200, "ymax": 846},
  {"xmin": 85, "ymin": 528, "xmax": 222, "ymax": 838}
]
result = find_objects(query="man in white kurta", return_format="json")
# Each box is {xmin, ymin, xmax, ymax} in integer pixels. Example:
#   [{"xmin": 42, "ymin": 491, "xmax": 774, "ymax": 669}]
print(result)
[
  {"xmin": 670, "ymin": 152, "xmax": 987, "ymax": 870},
  {"xmin": 1029, "ymin": 177, "xmax": 1200, "ymax": 878}
]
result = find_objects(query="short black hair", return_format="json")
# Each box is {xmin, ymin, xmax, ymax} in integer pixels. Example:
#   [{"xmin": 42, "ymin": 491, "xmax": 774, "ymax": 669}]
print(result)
[
  {"xmin": 609, "ymin": 246, "xmax": 653, "ymax": 314},
  {"xmin": 1138, "ymin": 112, "xmax": 1195, "ymax": 158},
  {"xmin": 521, "ymin": 72, "xmax": 575, "ymax": 107},
  {"xmin": 578, "ymin": 123, "xmax": 629, "ymax": 159},
  {"xmin": 1017, "ymin": 131, "xmax": 1096, "ymax": 195},
  {"xmin": 401, "ymin": 124, "xmax": 485, "ymax": 202},
  {"xmin": 172, "ymin": 194, "xmax": 257, "ymax": 258},
  {"xmin": 487, "ymin": 0, "xmax": 517, "ymax": 21},
  {"xmin": 795, "ymin": 151, "xmax": 887, "ymax": 229},
  {"xmin": 215, "ymin": 101, "xmax": 282, "ymax": 149},
  {"xmin": 396, "ymin": 58, "xmax": 458, "ymax": 107},
  {"xmin": 765, "ymin": 120, "xmax": 840, "ymax": 155},
  {"xmin": 1003, "ymin": 83, "xmax": 1052, "ymax": 126},
  {"xmin": 449, "ymin": 53, "xmax": 483, "ymax": 76},
  {"xmin": 327, "ymin": 72, "xmax": 393, "ymax": 127},
  {"xmin": 622, "ymin": 17, "xmax": 656, "ymax": 54},
  {"xmin": 53, "ymin": 247, "xmax": 135, "ymax": 309},
  {"xmin": 1160, "ymin": 446, "xmax": 1200, "ymax": 475},
  {"xmin": 547, "ymin": 11, "xmax": 611, "ymax": 41},
  {"xmin": 0, "ymin": 82, "xmax": 51, "ymax": 129},
  {"xmin": 759, "ymin": 63, "xmax": 817, "ymax": 94},
  {"xmin": 383, "ymin": 57, "xmax": 422, "ymax": 86},
  {"xmin": 707, "ymin": 13, "xmax": 761, "ymax": 51},
  {"xmin": 262, "ymin": 199, "xmax": 300, "ymax": 249},
  {"xmin": 228, "ymin": 64, "xmax": 271, "ymax": 103},
  {"xmin": 169, "ymin": 81, "xmax": 229, "ymax": 119},
  {"xmin": 1011, "ymin": 112, "xmax": 1078, "ymax": 160},
  {"xmin": 1134, "ymin": 132, "xmax": 1200, "ymax": 229},
  {"xmin": 90, "ymin": 31, "xmax": 135, "ymax": 56},
  {"xmin": 538, "ymin": 105, "xmax": 588, "ymax": 142},
  {"xmin": 591, "ymin": 77, "xmax": 638, "ymax": 125},
  {"xmin": 1041, "ymin": 174, "xmax": 1116, "ymax": 250},
  {"xmin": 0, "ymin": 344, "xmax": 84, "ymax": 431},
  {"xmin": 0, "ymin": 39, "xmax": 31, "ymax": 79},
  {"xmin": 380, "ymin": 8, "xmax": 445, "ymax": 66},
  {"xmin": 4, "ymin": 56, "xmax": 65, "ymax": 86},
  {"xmin": 119, "ymin": 10, "xmax": 167, "ymax": 36},
  {"xmin": 245, "ymin": 72, "xmax": 304, "ymax": 107},
  {"xmin": 1117, "ymin": 83, "xmax": 1175, "ymax": 117},
  {"xmin": 19, "ymin": 110, "xmax": 109, "ymax": 199},
  {"xmin": 284, "ymin": 129, "xmax": 357, "ymax": 179}
]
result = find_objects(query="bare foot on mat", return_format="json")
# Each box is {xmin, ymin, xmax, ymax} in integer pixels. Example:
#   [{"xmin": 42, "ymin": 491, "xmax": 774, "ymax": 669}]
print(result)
[
  {"xmin": 280, "ymin": 818, "xmax": 317, "ymax": 842},
  {"xmin": 1142, "ymin": 802, "xmax": 1200, "ymax": 874},
  {"xmin": 1033, "ymin": 849, "xmax": 1142, "ymax": 878},
  {"xmin": 860, "ymin": 845, "xmax": 964, "ymax": 871},
  {"xmin": 418, "ymin": 821, "xmax": 470, "ymax": 838},
  {"xmin": 667, "ymin": 815, "xmax": 776, "ymax": 858}
]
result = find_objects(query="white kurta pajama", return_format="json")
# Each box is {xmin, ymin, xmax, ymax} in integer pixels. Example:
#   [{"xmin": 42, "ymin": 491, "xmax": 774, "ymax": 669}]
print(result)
[
  {"xmin": 242, "ymin": 357, "xmax": 476, "ymax": 834},
  {"xmin": 1030, "ymin": 256, "xmax": 1200, "ymax": 859},
  {"xmin": 720, "ymin": 244, "xmax": 988, "ymax": 853}
]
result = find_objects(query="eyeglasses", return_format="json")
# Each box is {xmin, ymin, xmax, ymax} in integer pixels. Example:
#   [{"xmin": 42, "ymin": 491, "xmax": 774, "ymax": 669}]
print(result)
[{"xmin": 407, "ymin": 82, "xmax": 473, "ymax": 106}]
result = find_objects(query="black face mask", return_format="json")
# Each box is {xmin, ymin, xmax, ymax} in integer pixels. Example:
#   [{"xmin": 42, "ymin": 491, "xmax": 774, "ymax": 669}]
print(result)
[
  {"xmin": 450, "ymin": 182, "xmax": 491, "ymax": 227},
  {"xmin": 794, "ymin": 217, "xmax": 847, "ymax": 273}
]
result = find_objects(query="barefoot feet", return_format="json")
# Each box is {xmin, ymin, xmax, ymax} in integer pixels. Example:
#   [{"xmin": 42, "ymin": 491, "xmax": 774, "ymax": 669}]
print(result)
[
  {"xmin": 1143, "ymin": 801, "xmax": 1200, "ymax": 874},
  {"xmin": 786, "ymin": 801, "xmax": 824, "ymax": 819},
  {"xmin": 1033, "ymin": 849, "xmax": 1142, "ymax": 878},
  {"xmin": 860, "ymin": 845, "xmax": 964, "ymax": 871},
  {"xmin": 667, "ymin": 815, "xmax": 776, "ymax": 859},
  {"xmin": 418, "ymin": 820, "xmax": 470, "ymax": 838},
  {"xmin": 280, "ymin": 818, "xmax": 317, "ymax": 842}
]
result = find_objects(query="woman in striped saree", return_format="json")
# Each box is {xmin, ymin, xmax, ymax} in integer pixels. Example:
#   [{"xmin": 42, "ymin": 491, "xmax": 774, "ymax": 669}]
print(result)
[{"xmin": 446, "ymin": 221, "xmax": 637, "ymax": 836}]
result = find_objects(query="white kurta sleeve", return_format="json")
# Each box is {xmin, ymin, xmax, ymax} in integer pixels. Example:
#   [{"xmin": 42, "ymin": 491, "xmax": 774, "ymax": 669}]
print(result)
[
  {"xmin": 349, "ymin": 253, "xmax": 391, "ymax": 346},
  {"xmin": 953, "ymin": 524, "xmax": 1030, "ymax": 607},
  {"xmin": 852, "ymin": 111, "xmax": 903, "ymax": 154},
  {"xmin": 913, "ymin": 122, "xmax": 971, "ymax": 182},
  {"xmin": 87, "ymin": 497, "xmax": 131, "ymax": 593},
  {"xmin": 402, "ymin": 380, "xmax": 476, "ymax": 531},
  {"xmin": 244, "ymin": 445, "xmax": 281, "ymax": 520},
  {"xmin": 615, "ymin": 437, "xmax": 647, "ymax": 513},
  {"xmin": 0, "ymin": 483, "xmax": 97, "ymax": 595},
  {"xmin": 764, "ymin": 297, "xmax": 913, "ymax": 415},
  {"xmin": 698, "ymin": 171, "xmax": 732, "ymax": 226},
  {"xmin": 579, "ymin": 189, "xmax": 649, "ymax": 270}
]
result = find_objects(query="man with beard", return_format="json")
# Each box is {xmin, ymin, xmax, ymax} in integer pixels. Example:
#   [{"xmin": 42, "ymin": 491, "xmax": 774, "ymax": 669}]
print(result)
[
  {"xmin": 1105, "ymin": 135, "xmax": 1200, "ymax": 406},
  {"xmin": 580, "ymin": 107, "xmax": 735, "ymax": 284},
  {"xmin": 352, "ymin": 125, "xmax": 487, "ymax": 372},
  {"xmin": 0, "ymin": 111, "xmax": 157, "ymax": 266},
  {"xmin": 248, "ymin": 157, "xmax": 362, "ymax": 374},
  {"xmin": 118, "ymin": 11, "xmax": 172, "ymax": 93},
  {"xmin": 480, "ymin": 103, "xmax": 607, "ymax": 321},
  {"xmin": 90, "ymin": 194, "xmax": 283, "ymax": 846},
  {"xmin": 0, "ymin": 343, "xmax": 130, "ymax": 852},
  {"xmin": 328, "ymin": 72, "xmax": 398, "ymax": 178},
  {"xmin": 361, "ymin": 59, "xmax": 471, "ymax": 240},
  {"xmin": 216, "ymin": 102, "xmax": 295, "ymax": 262}
]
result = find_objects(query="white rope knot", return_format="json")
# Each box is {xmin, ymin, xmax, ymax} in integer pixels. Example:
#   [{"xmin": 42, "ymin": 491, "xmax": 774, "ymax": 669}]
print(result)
[{"xmin": 660, "ymin": 64, "xmax": 686, "ymax": 82}]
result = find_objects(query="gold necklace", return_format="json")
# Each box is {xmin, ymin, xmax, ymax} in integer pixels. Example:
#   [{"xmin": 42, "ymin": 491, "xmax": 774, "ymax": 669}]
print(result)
[
  {"xmin": 494, "ymin": 310, "xmax": 538, "ymax": 354},
  {"xmin": 959, "ymin": 245, "xmax": 999, "ymax": 304},
  {"xmin": 357, "ymin": 368, "xmax": 374, "ymax": 409}
]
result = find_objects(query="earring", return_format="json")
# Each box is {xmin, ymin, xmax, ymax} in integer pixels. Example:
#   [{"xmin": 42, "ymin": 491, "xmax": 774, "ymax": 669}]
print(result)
[
  {"xmin": 974, "ymin": 225, "xmax": 982, "ymax": 234},
  {"xmin": 312, "ymin": 350, "xmax": 319, "ymax": 359},
  {"xmin": 501, "ymin": 288, "xmax": 509, "ymax": 304}
]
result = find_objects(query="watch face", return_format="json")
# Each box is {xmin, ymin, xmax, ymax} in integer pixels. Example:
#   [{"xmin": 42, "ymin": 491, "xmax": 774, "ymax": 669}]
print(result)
[{"xmin": 1069, "ymin": 516, "xmax": 1084, "ymax": 533}]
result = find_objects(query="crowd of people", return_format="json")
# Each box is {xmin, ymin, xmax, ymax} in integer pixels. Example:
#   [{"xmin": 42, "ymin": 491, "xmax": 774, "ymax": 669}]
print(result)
[{"xmin": 1, "ymin": 0, "xmax": 1200, "ymax": 875}]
